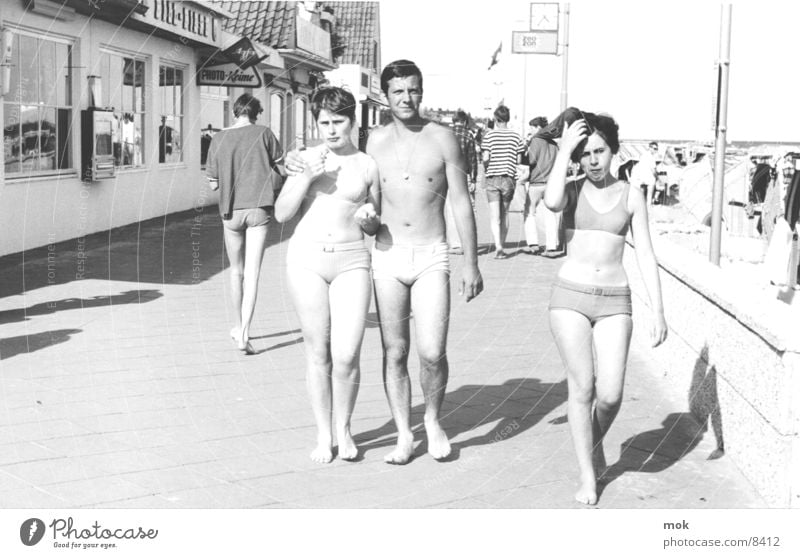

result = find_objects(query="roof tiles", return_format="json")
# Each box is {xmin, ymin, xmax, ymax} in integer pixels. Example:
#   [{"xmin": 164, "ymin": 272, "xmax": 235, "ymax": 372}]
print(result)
[{"xmin": 323, "ymin": 1, "xmax": 380, "ymax": 67}]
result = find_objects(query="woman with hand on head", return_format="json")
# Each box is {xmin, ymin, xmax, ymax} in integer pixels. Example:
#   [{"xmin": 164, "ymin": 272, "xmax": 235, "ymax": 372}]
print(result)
[
  {"xmin": 544, "ymin": 111, "xmax": 668, "ymax": 505},
  {"xmin": 206, "ymin": 93, "xmax": 284, "ymax": 355},
  {"xmin": 275, "ymin": 87, "xmax": 380, "ymax": 464}
]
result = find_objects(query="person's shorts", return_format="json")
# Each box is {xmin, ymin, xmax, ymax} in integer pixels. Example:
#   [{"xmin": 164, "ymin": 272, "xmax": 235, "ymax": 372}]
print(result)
[
  {"xmin": 223, "ymin": 206, "xmax": 272, "ymax": 231},
  {"xmin": 372, "ymin": 241, "xmax": 449, "ymax": 286},
  {"xmin": 485, "ymin": 175, "xmax": 516, "ymax": 203},
  {"xmin": 286, "ymin": 238, "xmax": 370, "ymax": 284},
  {"xmin": 548, "ymin": 277, "xmax": 632, "ymax": 324}
]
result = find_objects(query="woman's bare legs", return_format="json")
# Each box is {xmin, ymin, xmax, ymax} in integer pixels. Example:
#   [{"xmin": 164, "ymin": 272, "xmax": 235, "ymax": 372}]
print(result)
[
  {"xmin": 591, "ymin": 314, "xmax": 633, "ymax": 477},
  {"xmin": 222, "ymin": 226, "xmax": 245, "ymax": 339},
  {"xmin": 239, "ymin": 224, "xmax": 269, "ymax": 351},
  {"xmin": 287, "ymin": 266, "xmax": 334, "ymax": 463},
  {"xmin": 550, "ymin": 309, "xmax": 598, "ymax": 504},
  {"xmin": 328, "ymin": 269, "xmax": 371, "ymax": 460},
  {"xmin": 488, "ymin": 199, "xmax": 504, "ymax": 254}
]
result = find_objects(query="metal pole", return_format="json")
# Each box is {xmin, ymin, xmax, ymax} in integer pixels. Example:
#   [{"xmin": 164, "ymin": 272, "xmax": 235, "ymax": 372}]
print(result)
[
  {"xmin": 522, "ymin": 55, "xmax": 528, "ymax": 132},
  {"xmin": 710, "ymin": 4, "xmax": 732, "ymax": 265},
  {"xmin": 560, "ymin": 3, "xmax": 570, "ymax": 111}
]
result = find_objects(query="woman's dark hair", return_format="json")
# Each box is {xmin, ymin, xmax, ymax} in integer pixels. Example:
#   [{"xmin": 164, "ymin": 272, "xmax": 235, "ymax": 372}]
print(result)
[
  {"xmin": 310, "ymin": 87, "xmax": 357, "ymax": 122},
  {"xmin": 570, "ymin": 112, "xmax": 620, "ymax": 163},
  {"xmin": 529, "ymin": 116, "xmax": 548, "ymax": 128},
  {"xmin": 493, "ymin": 105, "xmax": 510, "ymax": 123},
  {"xmin": 380, "ymin": 59, "xmax": 423, "ymax": 95},
  {"xmin": 233, "ymin": 93, "xmax": 262, "ymax": 119}
]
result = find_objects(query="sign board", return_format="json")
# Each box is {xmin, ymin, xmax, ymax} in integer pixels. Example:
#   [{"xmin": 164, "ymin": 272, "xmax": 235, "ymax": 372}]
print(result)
[
  {"xmin": 511, "ymin": 31, "xmax": 558, "ymax": 54},
  {"xmin": 197, "ymin": 64, "xmax": 262, "ymax": 88},
  {"xmin": 530, "ymin": 3, "xmax": 559, "ymax": 31},
  {"xmin": 130, "ymin": 0, "xmax": 224, "ymax": 48}
]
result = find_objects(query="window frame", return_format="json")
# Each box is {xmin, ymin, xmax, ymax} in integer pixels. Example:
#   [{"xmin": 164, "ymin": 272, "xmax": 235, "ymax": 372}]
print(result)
[
  {"xmin": 3, "ymin": 28, "xmax": 75, "ymax": 179},
  {"xmin": 158, "ymin": 61, "xmax": 187, "ymax": 165},
  {"xmin": 98, "ymin": 47, "xmax": 149, "ymax": 170}
]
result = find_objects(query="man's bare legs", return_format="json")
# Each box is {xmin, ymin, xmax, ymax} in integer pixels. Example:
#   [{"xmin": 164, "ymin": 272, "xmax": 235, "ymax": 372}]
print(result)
[
  {"xmin": 549, "ymin": 309, "xmax": 598, "ymax": 505},
  {"xmin": 410, "ymin": 271, "xmax": 451, "ymax": 460},
  {"xmin": 487, "ymin": 199, "xmax": 505, "ymax": 254},
  {"xmin": 373, "ymin": 278, "xmax": 414, "ymax": 464},
  {"xmin": 329, "ymin": 269, "xmax": 372, "ymax": 460},
  {"xmin": 374, "ymin": 271, "xmax": 451, "ymax": 463},
  {"xmin": 591, "ymin": 314, "xmax": 632, "ymax": 477}
]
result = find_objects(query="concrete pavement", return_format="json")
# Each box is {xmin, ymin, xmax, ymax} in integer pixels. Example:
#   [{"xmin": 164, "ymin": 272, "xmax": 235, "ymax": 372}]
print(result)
[{"xmin": 0, "ymin": 189, "xmax": 765, "ymax": 509}]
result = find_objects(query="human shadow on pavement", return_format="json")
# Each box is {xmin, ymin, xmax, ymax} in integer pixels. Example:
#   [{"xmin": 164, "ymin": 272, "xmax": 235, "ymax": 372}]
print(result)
[
  {"xmin": 0, "ymin": 329, "xmax": 82, "ymax": 360},
  {"xmin": 0, "ymin": 208, "xmax": 299, "ymax": 298},
  {"xmin": 0, "ymin": 289, "xmax": 162, "ymax": 324},
  {"xmin": 599, "ymin": 411, "xmax": 709, "ymax": 494},
  {"xmin": 355, "ymin": 377, "xmax": 567, "ymax": 462},
  {"xmin": 687, "ymin": 345, "xmax": 724, "ymax": 459}
]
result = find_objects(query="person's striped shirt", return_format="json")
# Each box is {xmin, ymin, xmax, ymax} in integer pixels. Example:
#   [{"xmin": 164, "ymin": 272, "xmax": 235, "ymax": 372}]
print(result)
[{"xmin": 483, "ymin": 128, "xmax": 524, "ymax": 178}]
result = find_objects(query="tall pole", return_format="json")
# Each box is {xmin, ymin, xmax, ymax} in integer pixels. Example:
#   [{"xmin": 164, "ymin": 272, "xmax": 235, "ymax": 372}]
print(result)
[
  {"xmin": 560, "ymin": 3, "xmax": 570, "ymax": 111},
  {"xmin": 710, "ymin": 4, "xmax": 732, "ymax": 265},
  {"xmin": 522, "ymin": 55, "xmax": 528, "ymax": 132}
]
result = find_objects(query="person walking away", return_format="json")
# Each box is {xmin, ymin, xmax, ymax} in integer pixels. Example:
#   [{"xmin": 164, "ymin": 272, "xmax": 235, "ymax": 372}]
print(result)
[
  {"xmin": 446, "ymin": 109, "xmax": 478, "ymax": 254},
  {"xmin": 206, "ymin": 94, "xmax": 284, "ymax": 354},
  {"xmin": 482, "ymin": 105, "xmax": 524, "ymax": 258}
]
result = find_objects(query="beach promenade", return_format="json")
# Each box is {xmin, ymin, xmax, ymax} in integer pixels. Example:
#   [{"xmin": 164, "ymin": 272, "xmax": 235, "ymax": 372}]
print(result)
[{"xmin": 0, "ymin": 191, "xmax": 765, "ymax": 509}]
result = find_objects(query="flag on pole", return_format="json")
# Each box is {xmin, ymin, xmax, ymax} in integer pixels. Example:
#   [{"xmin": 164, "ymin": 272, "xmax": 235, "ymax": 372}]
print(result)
[{"xmin": 488, "ymin": 42, "xmax": 502, "ymax": 70}]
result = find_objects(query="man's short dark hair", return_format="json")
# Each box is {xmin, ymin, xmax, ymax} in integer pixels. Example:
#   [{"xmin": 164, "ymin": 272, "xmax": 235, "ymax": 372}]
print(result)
[
  {"xmin": 311, "ymin": 86, "xmax": 357, "ymax": 122},
  {"xmin": 380, "ymin": 60, "xmax": 423, "ymax": 95},
  {"xmin": 494, "ymin": 105, "xmax": 510, "ymax": 123},
  {"xmin": 529, "ymin": 116, "xmax": 548, "ymax": 128},
  {"xmin": 649, "ymin": 141, "xmax": 659, "ymax": 150},
  {"xmin": 233, "ymin": 93, "xmax": 262, "ymax": 119},
  {"xmin": 453, "ymin": 110, "xmax": 468, "ymax": 123}
]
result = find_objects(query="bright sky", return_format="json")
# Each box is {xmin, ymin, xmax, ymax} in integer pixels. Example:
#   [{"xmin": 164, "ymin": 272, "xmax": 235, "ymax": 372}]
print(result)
[{"xmin": 380, "ymin": 0, "xmax": 800, "ymax": 142}]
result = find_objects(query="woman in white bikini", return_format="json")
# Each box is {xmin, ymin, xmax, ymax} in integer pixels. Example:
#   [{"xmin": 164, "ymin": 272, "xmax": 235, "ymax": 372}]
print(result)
[
  {"xmin": 275, "ymin": 87, "xmax": 380, "ymax": 463},
  {"xmin": 544, "ymin": 111, "xmax": 668, "ymax": 505}
]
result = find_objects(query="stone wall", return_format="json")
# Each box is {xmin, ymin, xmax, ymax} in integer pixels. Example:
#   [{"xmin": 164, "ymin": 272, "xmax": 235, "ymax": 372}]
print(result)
[{"xmin": 624, "ymin": 236, "xmax": 799, "ymax": 508}]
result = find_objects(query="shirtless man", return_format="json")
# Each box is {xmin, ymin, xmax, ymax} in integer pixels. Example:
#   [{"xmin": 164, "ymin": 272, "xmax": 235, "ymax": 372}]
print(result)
[
  {"xmin": 288, "ymin": 60, "xmax": 482, "ymax": 464},
  {"xmin": 368, "ymin": 60, "xmax": 482, "ymax": 463}
]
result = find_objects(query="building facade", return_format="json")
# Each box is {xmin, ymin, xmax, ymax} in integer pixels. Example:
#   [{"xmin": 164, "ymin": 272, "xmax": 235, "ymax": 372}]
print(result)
[{"xmin": 0, "ymin": 0, "xmax": 339, "ymax": 258}]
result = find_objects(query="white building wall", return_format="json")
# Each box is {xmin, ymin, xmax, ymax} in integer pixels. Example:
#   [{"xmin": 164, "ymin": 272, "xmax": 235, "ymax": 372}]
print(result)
[{"xmin": 0, "ymin": 5, "xmax": 213, "ymax": 257}]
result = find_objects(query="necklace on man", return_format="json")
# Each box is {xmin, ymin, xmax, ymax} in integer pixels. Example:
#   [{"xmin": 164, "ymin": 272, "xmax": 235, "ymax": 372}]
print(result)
[{"xmin": 393, "ymin": 123, "xmax": 423, "ymax": 180}]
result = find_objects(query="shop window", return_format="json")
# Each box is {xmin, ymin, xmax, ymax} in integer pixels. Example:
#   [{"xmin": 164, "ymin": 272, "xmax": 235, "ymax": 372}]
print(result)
[
  {"xmin": 270, "ymin": 91, "xmax": 284, "ymax": 146},
  {"xmin": 98, "ymin": 50, "xmax": 146, "ymax": 168},
  {"xmin": 159, "ymin": 64, "xmax": 184, "ymax": 164},
  {"xmin": 3, "ymin": 31, "xmax": 73, "ymax": 176},
  {"xmin": 199, "ymin": 86, "xmax": 229, "ymax": 166}
]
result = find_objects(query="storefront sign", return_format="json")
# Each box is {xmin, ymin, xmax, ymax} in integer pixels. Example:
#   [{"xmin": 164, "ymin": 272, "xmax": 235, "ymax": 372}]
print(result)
[
  {"xmin": 511, "ymin": 31, "xmax": 558, "ymax": 54},
  {"xmin": 197, "ymin": 64, "xmax": 261, "ymax": 88},
  {"xmin": 132, "ymin": 0, "xmax": 223, "ymax": 48},
  {"xmin": 369, "ymin": 73, "xmax": 381, "ymax": 97}
]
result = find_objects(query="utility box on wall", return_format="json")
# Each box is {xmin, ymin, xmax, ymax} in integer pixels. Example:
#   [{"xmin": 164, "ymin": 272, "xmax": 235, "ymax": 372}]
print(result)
[{"xmin": 81, "ymin": 108, "xmax": 116, "ymax": 182}]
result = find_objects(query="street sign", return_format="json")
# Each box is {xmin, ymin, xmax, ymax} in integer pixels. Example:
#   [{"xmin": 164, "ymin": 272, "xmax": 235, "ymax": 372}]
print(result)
[
  {"xmin": 530, "ymin": 2, "xmax": 559, "ymax": 31},
  {"xmin": 511, "ymin": 31, "xmax": 558, "ymax": 54}
]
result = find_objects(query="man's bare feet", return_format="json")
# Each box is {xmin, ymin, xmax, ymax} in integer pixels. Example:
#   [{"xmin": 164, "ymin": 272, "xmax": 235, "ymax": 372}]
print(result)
[
  {"xmin": 383, "ymin": 433, "xmax": 414, "ymax": 465},
  {"xmin": 575, "ymin": 474, "xmax": 598, "ymax": 505},
  {"xmin": 424, "ymin": 417, "xmax": 451, "ymax": 460},
  {"xmin": 310, "ymin": 436, "xmax": 333, "ymax": 464},
  {"xmin": 337, "ymin": 431, "xmax": 358, "ymax": 461}
]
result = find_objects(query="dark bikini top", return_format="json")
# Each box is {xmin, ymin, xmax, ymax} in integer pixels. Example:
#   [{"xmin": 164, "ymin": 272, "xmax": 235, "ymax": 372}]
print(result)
[{"xmin": 562, "ymin": 179, "xmax": 632, "ymax": 237}]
